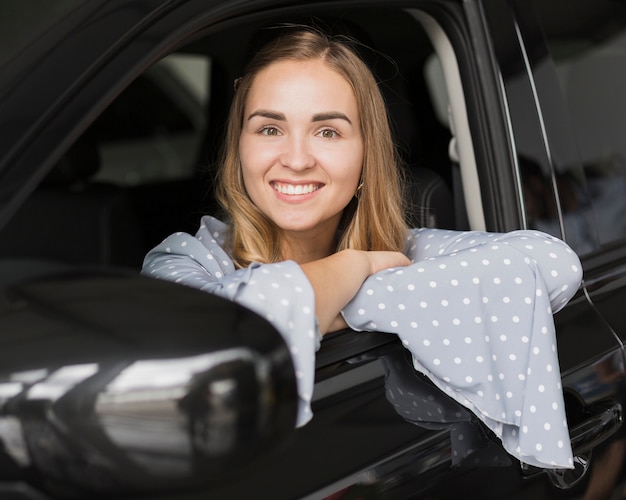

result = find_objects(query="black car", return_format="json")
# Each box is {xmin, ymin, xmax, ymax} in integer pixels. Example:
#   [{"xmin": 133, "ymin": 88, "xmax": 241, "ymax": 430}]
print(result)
[{"xmin": 1, "ymin": 1, "xmax": 626, "ymax": 498}]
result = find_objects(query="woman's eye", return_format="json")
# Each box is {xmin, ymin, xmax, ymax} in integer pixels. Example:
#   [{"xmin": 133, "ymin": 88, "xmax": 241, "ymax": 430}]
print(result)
[
  {"xmin": 320, "ymin": 129, "xmax": 337, "ymax": 139},
  {"xmin": 260, "ymin": 126, "xmax": 280, "ymax": 136}
]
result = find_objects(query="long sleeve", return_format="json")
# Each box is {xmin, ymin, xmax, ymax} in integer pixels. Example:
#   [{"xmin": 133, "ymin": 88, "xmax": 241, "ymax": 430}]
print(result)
[
  {"xmin": 141, "ymin": 216, "xmax": 320, "ymax": 427},
  {"xmin": 342, "ymin": 228, "xmax": 582, "ymax": 469}
]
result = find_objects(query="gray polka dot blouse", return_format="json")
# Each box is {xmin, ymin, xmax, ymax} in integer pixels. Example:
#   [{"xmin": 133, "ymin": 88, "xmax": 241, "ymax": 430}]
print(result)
[{"xmin": 142, "ymin": 215, "xmax": 582, "ymax": 470}]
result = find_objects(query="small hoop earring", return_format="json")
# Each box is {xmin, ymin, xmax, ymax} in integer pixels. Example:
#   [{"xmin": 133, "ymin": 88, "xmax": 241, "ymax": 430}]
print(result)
[{"xmin": 355, "ymin": 182, "xmax": 364, "ymax": 199}]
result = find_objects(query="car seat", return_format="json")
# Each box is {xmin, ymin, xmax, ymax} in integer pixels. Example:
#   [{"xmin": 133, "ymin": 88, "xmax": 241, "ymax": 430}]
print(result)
[{"xmin": 0, "ymin": 131, "xmax": 145, "ymax": 268}]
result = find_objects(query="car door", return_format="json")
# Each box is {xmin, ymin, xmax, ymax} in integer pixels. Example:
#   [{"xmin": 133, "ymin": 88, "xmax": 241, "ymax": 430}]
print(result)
[
  {"xmin": 510, "ymin": 3, "xmax": 626, "ymax": 495},
  {"xmin": 464, "ymin": 0, "xmax": 626, "ymax": 493},
  {"xmin": 471, "ymin": 0, "xmax": 624, "ymax": 365}
]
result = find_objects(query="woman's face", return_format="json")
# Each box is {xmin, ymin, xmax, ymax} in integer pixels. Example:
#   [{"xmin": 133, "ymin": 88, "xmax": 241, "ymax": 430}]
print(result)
[{"xmin": 239, "ymin": 58, "xmax": 363, "ymax": 241}]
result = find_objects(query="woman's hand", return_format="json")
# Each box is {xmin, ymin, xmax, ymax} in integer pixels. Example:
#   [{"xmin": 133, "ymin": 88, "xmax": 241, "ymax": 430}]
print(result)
[
  {"xmin": 363, "ymin": 251, "xmax": 412, "ymax": 275},
  {"xmin": 301, "ymin": 249, "xmax": 411, "ymax": 336}
]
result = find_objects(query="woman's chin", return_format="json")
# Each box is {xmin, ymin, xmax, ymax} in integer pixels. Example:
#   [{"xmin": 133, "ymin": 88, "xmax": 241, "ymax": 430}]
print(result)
[{"xmin": 272, "ymin": 215, "xmax": 340, "ymax": 238}]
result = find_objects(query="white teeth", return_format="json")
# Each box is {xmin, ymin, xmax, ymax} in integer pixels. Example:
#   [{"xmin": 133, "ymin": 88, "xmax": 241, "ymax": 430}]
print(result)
[{"xmin": 273, "ymin": 183, "xmax": 319, "ymax": 195}]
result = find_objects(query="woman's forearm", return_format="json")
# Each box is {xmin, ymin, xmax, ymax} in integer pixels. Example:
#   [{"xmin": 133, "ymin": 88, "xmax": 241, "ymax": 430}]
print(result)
[
  {"xmin": 300, "ymin": 249, "xmax": 371, "ymax": 335},
  {"xmin": 300, "ymin": 249, "xmax": 411, "ymax": 335}
]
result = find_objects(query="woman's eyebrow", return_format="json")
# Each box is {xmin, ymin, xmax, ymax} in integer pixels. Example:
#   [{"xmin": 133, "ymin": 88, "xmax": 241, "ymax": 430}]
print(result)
[
  {"xmin": 312, "ymin": 112, "xmax": 352, "ymax": 124},
  {"xmin": 247, "ymin": 109, "xmax": 352, "ymax": 125},
  {"xmin": 247, "ymin": 109, "xmax": 285, "ymax": 121}
]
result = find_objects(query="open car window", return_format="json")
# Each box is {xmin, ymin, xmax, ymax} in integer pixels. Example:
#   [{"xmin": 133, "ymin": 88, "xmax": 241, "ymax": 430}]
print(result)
[{"xmin": 0, "ymin": 6, "xmax": 465, "ymax": 272}]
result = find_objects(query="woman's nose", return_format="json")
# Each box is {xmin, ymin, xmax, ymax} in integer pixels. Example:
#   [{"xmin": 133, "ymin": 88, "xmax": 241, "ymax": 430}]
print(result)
[{"xmin": 280, "ymin": 135, "xmax": 315, "ymax": 171}]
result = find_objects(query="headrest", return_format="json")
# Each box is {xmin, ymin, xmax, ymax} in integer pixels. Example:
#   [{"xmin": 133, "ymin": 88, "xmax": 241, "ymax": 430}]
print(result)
[{"xmin": 407, "ymin": 167, "xmax": 455, "ymax": 229}]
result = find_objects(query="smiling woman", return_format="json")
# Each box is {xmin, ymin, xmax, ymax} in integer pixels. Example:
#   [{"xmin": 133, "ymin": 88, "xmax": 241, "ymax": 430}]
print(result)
[
  {"xmin": 142, "ymin": 27, "xmax": 583, "ymax": 470},
  {"xmin": 217, "ymin": 28, "xmax": 409, "ymax": 271},
  {"xmin": 238, "ymin": 58, "xmax": 363, "ymax": 255}
]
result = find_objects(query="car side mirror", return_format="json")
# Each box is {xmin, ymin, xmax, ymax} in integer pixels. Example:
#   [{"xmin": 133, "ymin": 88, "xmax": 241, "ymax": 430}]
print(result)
[{"xmin": 0, "ymin": 264, "xmax": 297, "ymax": 498}]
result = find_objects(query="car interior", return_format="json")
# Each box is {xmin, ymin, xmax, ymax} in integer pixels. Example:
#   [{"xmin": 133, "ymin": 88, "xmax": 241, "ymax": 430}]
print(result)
[
  {"xmin": 1, "ymin": 2, "xmax": 625, "ymax": 307},
  {"xmin": 0, "ymin": 6, "xmax": 474, "ymax": 273},
  {"xmin": 9, "ymin": 0, "xmax": 625, "ymax": 277}
]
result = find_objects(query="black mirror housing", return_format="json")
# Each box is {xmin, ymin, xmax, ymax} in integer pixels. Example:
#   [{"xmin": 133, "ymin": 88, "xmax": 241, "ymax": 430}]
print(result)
[{"xmin": 0, "ymin": 264, "xmax": 297, "ymax": 498}]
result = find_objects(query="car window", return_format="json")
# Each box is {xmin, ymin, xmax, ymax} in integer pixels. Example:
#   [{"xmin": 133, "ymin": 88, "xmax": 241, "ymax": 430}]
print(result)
[
  {"xmin": 0, "ymin": 51, "xmax": 210, "ymax": 268},
  {"xmin": 0, "ymin": 6, "xmax": 461, "ymax": 272},
  {"xmin": 532, "ymin": 0, "xmax": 626, "ymax": 255},
  {"xmin": 92, "ymin": 53, "xmax": 210, "ymax": 186}
]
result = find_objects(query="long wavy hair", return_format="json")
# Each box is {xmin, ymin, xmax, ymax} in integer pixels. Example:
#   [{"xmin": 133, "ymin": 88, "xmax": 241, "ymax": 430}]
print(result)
[{"xmin": 216, "ymin": 28, "xmax": 408, "ymax": 268}]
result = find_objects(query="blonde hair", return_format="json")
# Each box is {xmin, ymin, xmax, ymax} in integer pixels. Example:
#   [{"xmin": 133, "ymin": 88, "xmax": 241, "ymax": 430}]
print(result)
[{"xmin": 216, "ymin": 28, "xmax": 408, "ymax": 268}]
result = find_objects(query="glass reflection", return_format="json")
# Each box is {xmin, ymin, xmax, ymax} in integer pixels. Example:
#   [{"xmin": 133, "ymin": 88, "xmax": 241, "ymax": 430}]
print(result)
[
  {"xmin": 567, "ymin": 351, "xmax": 626, "ymax": 500},
  {"xmin": 522, "ymin": 0, "xmax": 626, "ymax": 254},
  {"xmin": 379, "ymin": 348, "xmax": 512, "ymax": 468},
  {"xmin": 519, "ymin": 154, "xmax": 597, "ymax": 255},
  {"xmin": 0, "ymin": 345, "xmax": 292, "ymax": 497},
  {"xmin": 27, "ymin": 363, "xmax": 99, "ymax": 401}
]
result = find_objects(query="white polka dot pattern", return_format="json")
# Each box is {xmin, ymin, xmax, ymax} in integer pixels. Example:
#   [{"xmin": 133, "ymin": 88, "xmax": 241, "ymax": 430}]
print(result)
[
  {"xmin": 342, "ymin": 227, "xmax": 581, "ymax": 469},
  {"xmin": 142, "ymin": 216, "xmax": 582, "ymax": 470}
]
